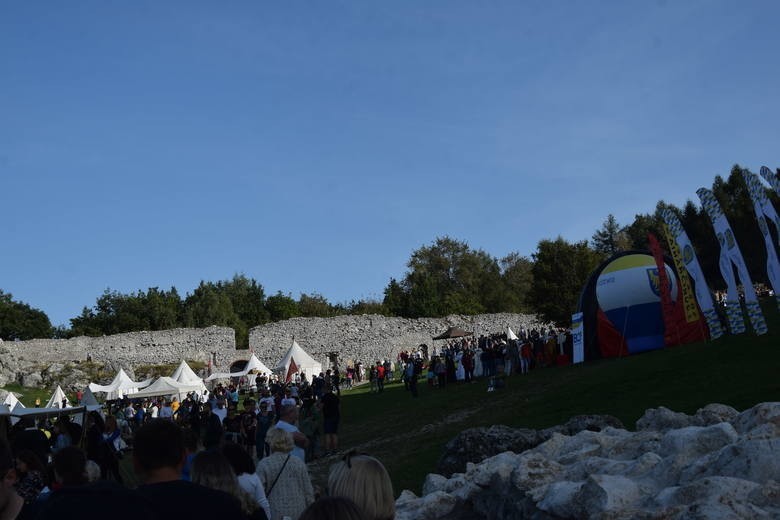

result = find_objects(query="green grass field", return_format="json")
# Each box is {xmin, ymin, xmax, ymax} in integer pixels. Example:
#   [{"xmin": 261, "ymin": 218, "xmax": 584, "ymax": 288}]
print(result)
[{"xmin": 325, "ymin": 302, "xmax": 780, "ymax": 495}]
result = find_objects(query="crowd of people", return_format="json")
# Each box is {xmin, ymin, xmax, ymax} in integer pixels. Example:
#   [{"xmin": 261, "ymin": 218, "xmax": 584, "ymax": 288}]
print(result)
[
  {"xmin": 0, "ymin": 369, "xmax": 395, "ymax": 520},
  {"xmin": 0, "ymin": 325, "xmax": 569, "ymax": 520}
]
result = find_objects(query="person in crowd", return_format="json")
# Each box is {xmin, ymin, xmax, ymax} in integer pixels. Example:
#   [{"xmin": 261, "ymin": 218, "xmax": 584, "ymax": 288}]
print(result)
[
  {"xmin": 328, "ymin": 451, "xmax": 395, "ymax": 520},
  {"xmin": 222, "ymin": 442, "xmax": 272, "ymax": 520},
  {"xmin": 133, "ymin": 419, "xmax": 243, "ymax": 517},
  {"xmin": 0, "ymin": 439, "xmax": 23, "ymax": 520},
  {"xmin": 240, "ymin": 399, "xmax": 258, "ymax": 457},
  {"xmin": 84, "ymin": 411, "xmax": 107, "ymax": 478},
  {"xmin": 159, "ymin": 400, "xmax": 173, "ymax": 420},
  {"xmin": 50, "ymin": 418, "xmax": 72, "ymax": 454},
  {"xmin": 12, "ymin": 449, "xmax": 46, "ymax": 507},
  {"xmin": 102, "ymin": 415, "xmax": 124, "ymax": 483},
  {"xmin": 203, "ymin": 402, "xmax": 225, "ymax": 449},
  {"xmin": 321, "ymin": 387, "xmax": 340, "ymax": 455},
  {"xmin": 299, "ymin": 496, "xmax": 367, "ymax": 520},
  {"xmin": 273, "ymin": 405, "xmax": 308, "ymax": 462},
  {"xmin": 298, "ymin": 399, "xmax": 321, "ymax": 462},
  {"xmin": 256, "ymin": 428, "xmax": 314, "ymax": 520},
  {"xmin": 255, "ymin": 401, "xmax": 273, "ymax": 461},
  {"xmin": 191, "ymin": 449, "xmax": 267, "ymax": 520},
  {"xmin": 404, "ymin": 361, "xmax": 418, "ymax": 398},
  {"xmin": 10, "ymin": 417, "xmax": 50, "ymax": 473}
]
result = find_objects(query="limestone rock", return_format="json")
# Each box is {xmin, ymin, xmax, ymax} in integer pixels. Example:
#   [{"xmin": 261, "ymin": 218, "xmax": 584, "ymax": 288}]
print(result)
[
  {"xmin": 437, "ymin": 425, "xmax": 542, "ymax": 477},
  {"xmin": 20, "ymin": 371, "xmax": 42, "ymax": 388},
  {"xmin": 731, "ymin": 402, "xmax": 780, "ymax": 435},
  {"xmin": 693, "ymin": 403, "xmax": 739, "ymax": 426},
  {"xmin": 636, "ymin": 406, "xmax": 695, "ymax": 432}
]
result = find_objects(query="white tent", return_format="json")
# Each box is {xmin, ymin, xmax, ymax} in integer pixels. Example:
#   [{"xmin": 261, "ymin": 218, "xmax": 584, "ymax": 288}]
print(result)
[
  {"xmin": 81, "ymin": 387, "xmax": 102, "ymax": 412},
  {"xmin": 275, "ymin": 339, "xmax": 322, "ymax": 382},
  {"xmin": 3, "ymin": 392, "xmax": 23, "ymax": 410},
  {"xmin": 205, "ymin": 353, "xmax": 273, "ymax": 382},
  {"xmin": 45, "ymin": 386, "xmax": 72, "ymax": 409},
  {"xmin": 130, "ymin": 377, "xmax": 205, "ymax": 400},
  {"xmin": 507, "ymin": 326, "xmax": 519, "ymax": 341},
  {"xmin": 171, "ymin": 360, "xmax": 203, "ymax": 384},
  {"xmin": 88, "ymin": 368, "xmax": 153, "ymax": 400}
]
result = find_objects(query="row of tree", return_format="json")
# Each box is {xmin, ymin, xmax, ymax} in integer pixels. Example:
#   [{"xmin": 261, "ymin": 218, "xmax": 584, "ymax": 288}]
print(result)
[{"xmin": 2, "ymin": 165, "xmax": 777, "ymax": 343}]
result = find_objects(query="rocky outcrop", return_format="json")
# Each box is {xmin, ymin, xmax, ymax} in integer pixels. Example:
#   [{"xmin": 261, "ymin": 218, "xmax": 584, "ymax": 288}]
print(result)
[
  {"xmin": 437, "ymin": 415, "xmax": 624, "ymax": 477},
  {"xmin": 396, "ymin": 402, "xmax": 780, "ymax": 519}
]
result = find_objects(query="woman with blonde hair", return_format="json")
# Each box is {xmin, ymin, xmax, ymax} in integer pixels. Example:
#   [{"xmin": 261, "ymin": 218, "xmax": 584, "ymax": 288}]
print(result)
[
  {"xmin": 256, "ymin": 427, "xmax": 314, "ymax": 520},
  {"xmin": 328, "ymin": 451, "xmax": 395, "ymax": 520}
]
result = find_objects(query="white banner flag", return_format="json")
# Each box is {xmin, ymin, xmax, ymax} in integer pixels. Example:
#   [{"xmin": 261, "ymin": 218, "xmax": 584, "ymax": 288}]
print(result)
[
  {"xmin": 661, "ymin": 209, "xmax": 724, "ymax": 339},
  {"xmin": 697, "ymin": 188, "xmax": 767, "ymax": 335},
  {"xmin": 571, "ymin": 312, "xmax": 584, "ymax": 364},
  {"xmin": 742, "ymin": 170, "xmax": 780, "ymax": 311}
]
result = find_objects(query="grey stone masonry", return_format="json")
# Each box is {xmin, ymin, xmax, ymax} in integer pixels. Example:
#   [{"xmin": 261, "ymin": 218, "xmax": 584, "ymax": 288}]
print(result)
[{"xmin": 249, "ymin": 313, "xmax": 549, "ymax": 371}]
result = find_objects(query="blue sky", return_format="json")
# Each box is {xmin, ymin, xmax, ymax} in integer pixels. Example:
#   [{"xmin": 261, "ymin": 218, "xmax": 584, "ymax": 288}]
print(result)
[{"xmin": 2, "ymin": 1, "xmax": 779, "ymax": 327}]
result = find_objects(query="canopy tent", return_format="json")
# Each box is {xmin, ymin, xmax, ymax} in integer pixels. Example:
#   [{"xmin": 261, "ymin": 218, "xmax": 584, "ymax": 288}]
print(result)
[
  {"xmin": 432, "ymin": 327, "xmax": 473, "ymax": 340},
  {"xmin": 275, "ymin": 339, "xmax": 322, "ymax": 383},
  {"xmin": 171, "ymin": 360, "xmax": 204, "ymax": 384},
  {"xmin": 45, "ymin": 386, "xmax": 72, "ymax": 409},
  {"xmin": 88, "ymin": 368, "xmax": 153, "ymax": 400},
  {"xmin": 81, "ymin": 387, "xmax": 102, "ymax": 412},
  {"xmin": 130, "ymin": 376, "xmax": 205, "ymax": 400},
  {"xmin": 2, "ymin": 392, "xmax": 23, "ymax": 410},
  {"xmin": 507, "ymin": 326, "xmax": 519, "ymax": 341},
  {"xmin": 10, "ymin": 405, "xmax": 88, "ymax": 428},
  {"xmin": 205, "ymin": 353, "xmax": 273, "ymax": 382}
]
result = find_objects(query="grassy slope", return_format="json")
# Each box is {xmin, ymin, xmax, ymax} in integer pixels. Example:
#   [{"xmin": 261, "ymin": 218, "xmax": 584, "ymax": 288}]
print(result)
[{"xmin": 332, "ymin": 302, "xmax": 780, "ymax": 495}]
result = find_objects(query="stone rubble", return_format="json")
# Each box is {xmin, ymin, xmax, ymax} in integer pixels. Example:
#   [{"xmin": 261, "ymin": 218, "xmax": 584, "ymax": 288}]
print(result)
[{"xmin": 396, "ymin": 402, "xmax": 780, "ymax": 520}]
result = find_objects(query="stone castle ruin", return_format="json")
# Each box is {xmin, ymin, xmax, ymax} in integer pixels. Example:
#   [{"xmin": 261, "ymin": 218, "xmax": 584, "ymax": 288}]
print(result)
[{"xmin": 0, "ymin": 313, "xmax": 548, "ymax": 390}]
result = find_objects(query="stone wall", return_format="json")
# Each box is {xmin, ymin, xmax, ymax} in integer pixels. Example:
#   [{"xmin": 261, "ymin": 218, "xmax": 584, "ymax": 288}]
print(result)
[
  {"xmin": 249, "ymin": 313, "xmax": 549, "ymax": 370},
  {"xmin": 0, "ymin": 313, "xmax": 548, "ymax": 389},
  {"xmin": 0, "ymin": 326, "xmax": 235, "ymax": 387}
]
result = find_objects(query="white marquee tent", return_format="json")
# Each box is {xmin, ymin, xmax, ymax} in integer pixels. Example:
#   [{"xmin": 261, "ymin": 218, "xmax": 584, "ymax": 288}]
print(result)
[
  {"xmin": 275, "ymin": 339, "xmax": 322, "ymax": 382},
  {"xmin": 130, "ymin": 377, "xmax": 205, "ymax": 400},
  {"xmin": 45, "ymin": 385, "xmax": 72, "ymax": 409},
  {"xmin": 88, "ymin": 368, "xmax": 153, "ymax": 400},
  {"xmin": 2, "ymin": 392, "xmax": 23, "ymax": 410},
  {"xmin": 507, "ymin": 326, "xmax": 519, "ymax": 341},
  {"xmin": 205, "ymin": 353, "xmax": 273, "ymax": 382},
  {"xmin": 171, "ymin": 360, "xmax": 203, "ymax": 385}
]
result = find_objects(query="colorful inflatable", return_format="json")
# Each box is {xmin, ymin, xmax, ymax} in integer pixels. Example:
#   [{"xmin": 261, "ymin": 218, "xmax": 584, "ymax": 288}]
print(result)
[{"xmin": 579, "ymin": 251, "xmax": 708, "ymax": 360}]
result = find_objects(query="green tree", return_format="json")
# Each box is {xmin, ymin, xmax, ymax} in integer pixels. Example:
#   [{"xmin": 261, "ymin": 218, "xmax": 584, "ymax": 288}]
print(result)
[
  {"xmin": 219, "ymin": 275, "xmax": 270, "ymax": 326},
  {"xmin": 183, "ymin": 282, "xmax": 242, "ymax": 342},
  {"xmin": 528, "ymin": 237, "xmax": 602, "ymax": 326},
  {"xmin": 298, "ymin": 293, "xmax": 336, "ymax": 317},
  {"xmin": 265, "ymin": 292, "xmax": 300, "ymax": 322},
  {"xmin": 499, "ymin": 252, "xmax": 534, "ymax": 312},
  {"xmin": 0, "ymin": 290, "xmax": 53, "ymax": 340},
  {"xmin": 591, "ymin": 214, "xmax": 628, "ymax": 256},
  {"xmin": 401, "ymin": 237, "xmax": 503, "ymax": 317},
  {"xmin": 382, "ymin": 278, "xmax": 408, "ymax": 317}
]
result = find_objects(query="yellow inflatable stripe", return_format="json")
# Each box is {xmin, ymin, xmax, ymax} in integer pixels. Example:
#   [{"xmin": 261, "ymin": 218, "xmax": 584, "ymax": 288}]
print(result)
[{"xmin": 601, "ymin": 254, "xmax": 656, "ymax": 275}]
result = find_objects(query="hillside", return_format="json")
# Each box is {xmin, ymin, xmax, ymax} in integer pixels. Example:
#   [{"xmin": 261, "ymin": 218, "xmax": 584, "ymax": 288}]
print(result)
[{"xmin": 315, "ymin": 300, "xmax": 780, "ymax": 496}]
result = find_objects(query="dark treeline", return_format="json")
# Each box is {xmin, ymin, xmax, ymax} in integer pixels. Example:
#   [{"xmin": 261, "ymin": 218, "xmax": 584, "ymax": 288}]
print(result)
[{"xmin": 2, "ymin": 165, "xmax": 778, "ymax": 344}]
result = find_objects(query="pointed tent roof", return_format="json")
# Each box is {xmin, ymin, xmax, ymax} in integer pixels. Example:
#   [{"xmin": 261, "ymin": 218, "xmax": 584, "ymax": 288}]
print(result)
[
  {"xmin": 275, "ymin": 339, "xmax": 320, "ymax": 372},
  {"xmin": 45, "ymin": 386, "xmax": 71, "ymax": 409},
  {"xmin": 131, "ymin": 377, "xmax": 205, "ymax": 399},
  {"xmin": 244, "ymin": 353, "xmax": 273, "ymax": 375},
  {"xmin": 432, "ymin": 327, "xmax": 473, "ymax": 340},
  {"xmin": 507, "ymin": 326, "xmax": 518, "ymax": 341},
  {"xmin": 171, "ymin": 360, "xmax": 203, "ymax": 384},
  {"xmin": 204, "ymin": 353, "xmax": 274, "ymax": 381},
  {"xmin": 88, "ymin": 368, "xmax": 153, "ymax": 397},
  {"xmin": 81, "ymin": 387, "xmax": 101, "ymax": 411},
  {"xmin": 3, "ymin": 392, "xmax": 23, "ymax": 409}
]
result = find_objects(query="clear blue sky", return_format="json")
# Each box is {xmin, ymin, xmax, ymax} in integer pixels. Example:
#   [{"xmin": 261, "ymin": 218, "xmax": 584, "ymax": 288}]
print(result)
[{"xmin": 2, "ymin": 1, "xmax": 779, "ymax": 327}]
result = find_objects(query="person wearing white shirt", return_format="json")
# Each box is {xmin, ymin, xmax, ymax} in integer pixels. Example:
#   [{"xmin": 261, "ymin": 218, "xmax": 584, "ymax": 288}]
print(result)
[{"xmin": 274, "ymin": 405, "xmax": 308, "ymax": 462}]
